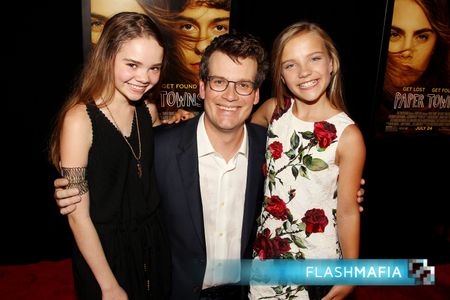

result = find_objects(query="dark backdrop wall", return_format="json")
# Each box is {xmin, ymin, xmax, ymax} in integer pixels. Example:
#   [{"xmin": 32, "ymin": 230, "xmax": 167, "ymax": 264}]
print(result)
[
  {"xmin": 2, "ymin": 0, "xmax": 448, "ymax": 265},
  {"xmin": 3, "ymin": 1, "xmax": 84, "ymax": 264}
]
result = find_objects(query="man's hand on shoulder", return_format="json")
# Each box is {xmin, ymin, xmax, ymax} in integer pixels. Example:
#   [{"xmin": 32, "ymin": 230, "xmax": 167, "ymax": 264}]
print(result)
[{"xmin": 54, "ymin": 178, "xmax": 81, "ymax": 215}]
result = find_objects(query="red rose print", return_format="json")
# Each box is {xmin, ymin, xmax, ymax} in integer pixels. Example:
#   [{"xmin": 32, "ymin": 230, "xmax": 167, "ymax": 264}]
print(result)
[
  {"xmin": 271, "ymin": 236, "xmax": 291, "ymax": 257},
  {"xmin": 269, "ymin": 141, "xmax": 283, "ymax": 160},
  {"xmin": 253, "ymin": 228, "xmax": 291, "ymax": 259},
  {"xmin": 262, "ymin": 162, "xmax": 267, "ymax": 177},
  {"xmin": 265, "ymin": 195, "xmax": 290, "ymax": 220},
  {"xmin": 254, "ymin": 229, "xmax": 273, "ymax": 259},
  {"xmin": 271, "ymin": 97, "xmax": 291, "ymax": 122},
  {"xmin": 314, "ymin": 121, "xmax": 337, "ymax": 149},
  {"xmin": 301, "ymin": 208, "xmax": 329, "ymax": 234}
]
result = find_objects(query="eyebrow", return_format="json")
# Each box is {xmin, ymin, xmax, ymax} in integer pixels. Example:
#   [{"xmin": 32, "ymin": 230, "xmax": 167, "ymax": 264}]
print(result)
[
  {"xmin": 210, "ymin": 75, "xmax": 255, "ymax": 82},
  {"xmin": 123, "ymin": 58, "xmax": 163, "ymax": 68},
  {"xmin": 176, "ymin": 15, "xmax": 229, "ymax": 25},
  {"xmin": 281, "ymin": 51, "xmax": 325, "ymax": 63},
  {"xmin": 391, "ymin": 26, "xmax": 434, "ymax": 36},
  {"xmin": 90, "ymin": 13, "xmax": 108, "ymax": 23},
  {"xmin": 123, "ymin": 58, "xmax": 142, "ymax": 65}
]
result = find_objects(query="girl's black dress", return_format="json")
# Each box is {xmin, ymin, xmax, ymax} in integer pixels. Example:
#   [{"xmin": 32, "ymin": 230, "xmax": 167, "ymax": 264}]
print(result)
[{"xmin": 72, "ymin": 101, "xmax": 170, "ymax": 299}]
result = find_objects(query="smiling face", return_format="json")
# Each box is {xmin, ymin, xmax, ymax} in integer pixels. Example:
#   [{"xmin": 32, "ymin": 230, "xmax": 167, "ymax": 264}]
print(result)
[
  {"xmin": 280, "ymin": 31, "xmax": 333, "ymax": 104},
  {"xmin": 388, "ymin": 0, "xmax": 436, "ymax": 83},
  {"xmin": 113, "ymin": 36, "xmax": 164, "ymax": 102},
  {"xmin": 176, "ymin": 5, "xmax": 229, "ymax": 73},
  {"xmin": 199, "ymin": 51, "xmax": 259, "ymax": 135},
  {"xmin": 91, "ymin": 0, "xmax": 145, "ymax": 45}
]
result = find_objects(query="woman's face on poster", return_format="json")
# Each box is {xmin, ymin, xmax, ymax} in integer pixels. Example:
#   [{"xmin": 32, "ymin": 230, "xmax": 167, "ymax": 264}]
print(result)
[
  {"xmin": 90, "ymin": 0, "xmax": 145, "ymax": 45},
  {"xmin": 388, "ymin": 0, "xmax": 437, "ymax": 82},
  {"xmin": 176, "ymin": 4, "xmax": 229, "ymax": 74}
]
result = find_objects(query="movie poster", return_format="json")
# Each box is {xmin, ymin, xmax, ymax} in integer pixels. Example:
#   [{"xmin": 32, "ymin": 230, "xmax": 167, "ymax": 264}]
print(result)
[
  {"xmin": 85, "ymin": 0, "xmax": 232, "ymax": 120},
  {"xmin": 374, "ymin": 0, "xmax": 450, "ymax": 136}
]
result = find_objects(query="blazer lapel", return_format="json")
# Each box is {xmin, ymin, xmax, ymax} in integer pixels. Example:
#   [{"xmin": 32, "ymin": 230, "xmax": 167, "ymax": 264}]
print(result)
[
  {"xmin": 240, "ymin": 124, "xmax": 265, "ymax": 257},
  {"xmin": 176, "ymin": 117, "xmax": 206, "ymax": 249}
]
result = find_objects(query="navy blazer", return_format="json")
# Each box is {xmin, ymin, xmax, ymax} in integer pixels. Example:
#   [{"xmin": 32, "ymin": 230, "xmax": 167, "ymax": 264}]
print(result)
[{"xmin": 154, "ymin": 116, "xmax": 266, "ymax": 300}]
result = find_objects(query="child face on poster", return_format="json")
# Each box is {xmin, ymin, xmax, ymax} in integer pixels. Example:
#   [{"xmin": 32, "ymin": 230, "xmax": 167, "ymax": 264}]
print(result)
[
  {"xmin": 175, "ymin": 0, "xmax": 230, "ymax": 74},
  {"xmin": 388, "ymin": 0, "xmax": 437, "ymax": 86},
  {"xmin": 91, "ymin": 0, "xmax": 145, "ymax": 45}
]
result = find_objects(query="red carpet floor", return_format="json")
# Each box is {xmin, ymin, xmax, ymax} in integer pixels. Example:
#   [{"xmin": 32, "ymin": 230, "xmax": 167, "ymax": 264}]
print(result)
[
  {"xmin": 0, "ymin": 259, "xmax": 75, "ymax": 300},
  {"xmin": 0, "ymin": 259, "xmax": 449, "ymax": 299}
]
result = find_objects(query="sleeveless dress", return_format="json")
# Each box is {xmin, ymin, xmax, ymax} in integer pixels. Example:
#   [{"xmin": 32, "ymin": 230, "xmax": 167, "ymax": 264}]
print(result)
[
  {"xmin": 249, "ymin": 98, "xmax": 354, "ymax": 299},
  {"xmin": 71, "ymin": 101, "xmax": 170, "ymax": 300}
]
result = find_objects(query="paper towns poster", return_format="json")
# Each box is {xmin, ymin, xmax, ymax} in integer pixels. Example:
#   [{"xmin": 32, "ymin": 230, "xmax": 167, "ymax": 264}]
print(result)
[
  {"xmin": 374, "ymin": 0, "xmax": 450, "ymax": 136},
  {"xmin": 86, "ymin": 0, "xmax": 232, "ymax": 120}
]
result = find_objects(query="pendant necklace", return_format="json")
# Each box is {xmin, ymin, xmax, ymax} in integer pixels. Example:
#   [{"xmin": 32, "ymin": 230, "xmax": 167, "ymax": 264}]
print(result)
[{"xmin": 104, "ymin": 103, "xmax": 143, "ymax": 178}]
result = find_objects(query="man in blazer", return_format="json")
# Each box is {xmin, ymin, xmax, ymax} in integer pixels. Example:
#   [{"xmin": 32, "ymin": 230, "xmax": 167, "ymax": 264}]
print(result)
[
  {"xmin": 154, "ymin": 116, "xmax": 266, "ymax": 299},
  {"xmin": 153, "ymin": 33, "xmax": 269, "ymax": 299}
]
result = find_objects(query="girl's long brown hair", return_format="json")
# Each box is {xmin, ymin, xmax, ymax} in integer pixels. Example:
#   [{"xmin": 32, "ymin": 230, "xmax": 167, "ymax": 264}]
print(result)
[{"xmin": 49, "ymin": 12, "xmax": 166, "ymax": 169}]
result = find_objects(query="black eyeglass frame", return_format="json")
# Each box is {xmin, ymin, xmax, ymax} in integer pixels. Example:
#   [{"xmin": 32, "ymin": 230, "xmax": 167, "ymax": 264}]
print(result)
[{"xmin": 206, "ymin": 76, "xmax": 256, "ymax": 96}]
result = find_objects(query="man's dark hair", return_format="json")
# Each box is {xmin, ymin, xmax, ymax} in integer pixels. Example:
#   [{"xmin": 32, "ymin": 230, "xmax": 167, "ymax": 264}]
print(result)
[{"xmin": 200, "ymin": 32, "xmax": 268, "ymax": 87}]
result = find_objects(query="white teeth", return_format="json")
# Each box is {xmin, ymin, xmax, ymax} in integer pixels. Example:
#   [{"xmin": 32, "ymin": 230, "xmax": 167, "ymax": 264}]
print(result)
[
  {"xmin": 129, "ymin": 83, "xmax": 146, "ymax": 91},
  {"xmin": 218, "ymin": 105, "xmax": 237, "ymax": 111},
  {"xmin": 299, "ymin": 80, "xmax": 317, "ymax": 88}
]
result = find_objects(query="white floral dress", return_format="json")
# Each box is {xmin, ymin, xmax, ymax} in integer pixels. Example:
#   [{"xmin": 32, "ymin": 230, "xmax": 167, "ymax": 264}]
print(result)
[{"xmin": 249, "ymin": 98, "xmax": 355, "ymax": 299}]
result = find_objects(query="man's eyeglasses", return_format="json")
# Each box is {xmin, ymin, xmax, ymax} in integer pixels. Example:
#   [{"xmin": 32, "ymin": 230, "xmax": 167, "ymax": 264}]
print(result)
[{"xmin": 207, "ymin": 76, "xmax": 255, "ymax": 96}]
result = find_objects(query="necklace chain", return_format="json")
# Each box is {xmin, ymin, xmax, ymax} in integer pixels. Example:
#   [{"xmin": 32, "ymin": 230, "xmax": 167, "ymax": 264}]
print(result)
[{"xmin": 104, "ymin": 103, "xmax": 142, "ymax": 178}]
